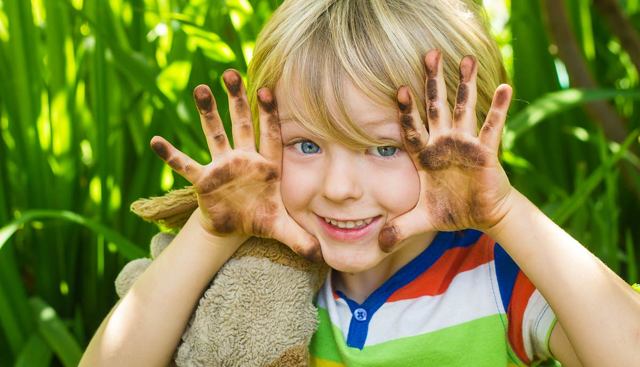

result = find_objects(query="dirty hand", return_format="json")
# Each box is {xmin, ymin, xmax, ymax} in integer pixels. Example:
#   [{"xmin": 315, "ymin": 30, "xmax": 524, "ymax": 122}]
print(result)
[
  {"xmin": 379, "ymin": 50, "xmax": 515, "ymax": 252},
  {"xmin": 150, "ymin": 70, "xmax": 322, "ymax": 262}
]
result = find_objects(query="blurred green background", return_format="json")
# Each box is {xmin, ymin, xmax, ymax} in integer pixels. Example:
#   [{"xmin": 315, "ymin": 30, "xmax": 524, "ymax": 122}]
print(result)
[{"xmin": 0, "ymin": 0, "xmax": 639, "ymax": 365}]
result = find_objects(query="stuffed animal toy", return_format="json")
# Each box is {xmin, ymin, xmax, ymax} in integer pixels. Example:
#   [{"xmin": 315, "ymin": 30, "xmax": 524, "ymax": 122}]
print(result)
[{"xmin": 115, "ymin": 186, "xmax": 329, "ymax": 366}]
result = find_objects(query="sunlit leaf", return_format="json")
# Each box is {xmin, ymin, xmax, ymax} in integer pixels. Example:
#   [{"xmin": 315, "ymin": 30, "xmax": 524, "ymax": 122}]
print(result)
[
  {"xmin": 182, "ymin": 24, "xmax": 236, "ymax": 63},
  {"xmin": 157, "ymin": 61, "xmax": 192, "ymax": 101}
]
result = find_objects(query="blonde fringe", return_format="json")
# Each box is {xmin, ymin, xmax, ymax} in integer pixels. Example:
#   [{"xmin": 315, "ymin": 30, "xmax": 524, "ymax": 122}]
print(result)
[{"xmin": 129, "ymin": 186, "xmax": 198, "ymax": 230}]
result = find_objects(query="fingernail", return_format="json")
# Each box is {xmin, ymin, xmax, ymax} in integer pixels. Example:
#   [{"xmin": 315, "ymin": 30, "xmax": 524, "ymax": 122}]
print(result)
[
  {"xmin": 495, "ymin": 85, "xmax": 511, "ymax": 108},
  {"xmin": 257, "ymin": 88, "xmax": 277, "ymax": 113},
  {"xmin": 223, "ymin": 69, "xmax": 241, "ymax": 96},
  {"xmin": 378, "ymin": 226, "xmax": 399, "ymax": 253},
  {"xmin": 193, "ymin": 85, "xmax": 213, "ymax": 113},
  {"xmin": 150, "ymin": 138, "xmax": 168, "ymax": 160},
  {"xmin": 459, "ymin": 55, "xmax": 476, "ymax": 83},
  {"xmin": 397, "ymin": 86, "xmax": 412, "ymax": 113},
  {"xmin": 426, "ymin": 49, "xmax": 441, "ymax": 79}
]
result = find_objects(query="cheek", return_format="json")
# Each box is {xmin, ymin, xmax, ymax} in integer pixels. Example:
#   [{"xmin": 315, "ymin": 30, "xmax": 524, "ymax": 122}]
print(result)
[
  {"xmin": 372, "ymin": 157, "xmax": 420, "ymax": 217},
  {"xmin": 280, "ymin": 156, "xmax": 318, "ymax": 214}
]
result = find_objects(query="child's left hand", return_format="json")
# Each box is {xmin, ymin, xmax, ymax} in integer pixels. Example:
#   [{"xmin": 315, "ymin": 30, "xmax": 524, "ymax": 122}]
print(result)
[{"xmin": 379, "ymin": 50, "xmax": 515, "ymax": 252}]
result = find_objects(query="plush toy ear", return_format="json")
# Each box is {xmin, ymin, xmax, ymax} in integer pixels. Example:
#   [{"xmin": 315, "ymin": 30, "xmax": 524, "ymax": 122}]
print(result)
[
  {"xmin": 114, "ymin": 232, "xmax": 177, "ymax": 298},
  {"xmin": 114, "ymin": 258, "xmax": 151, "ymax": 298},
  {"xmin": 130, "ymin": 186, "xmax": 198, "ymax": 230},
  {"xmin": 150, "ymin": 232, "xmax": 176, "ymax": 259}
]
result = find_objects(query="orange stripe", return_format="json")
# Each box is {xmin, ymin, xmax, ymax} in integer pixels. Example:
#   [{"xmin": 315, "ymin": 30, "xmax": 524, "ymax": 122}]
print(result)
[
  {"xmin": 507, "ymin": 271, "xmax": 536, "ymax": 364},
  {"xmin": 387, "ymin": 234, "xmax": 495, "ymax": 302}
]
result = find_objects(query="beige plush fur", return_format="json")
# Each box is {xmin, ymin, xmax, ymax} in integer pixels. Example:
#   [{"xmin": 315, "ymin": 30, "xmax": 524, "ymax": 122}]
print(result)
[{"xmin": 116, "ymin": 187, "xmax": 328, "ymax": 366}]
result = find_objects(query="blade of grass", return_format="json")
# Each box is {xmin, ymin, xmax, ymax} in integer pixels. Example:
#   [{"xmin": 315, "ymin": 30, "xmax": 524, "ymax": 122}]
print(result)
[
  {"xmin": 0, "ymin": 245, "xmax": 36, "ymax": 358},
  {"xmin": 0, "ymin": 210, "xmax": 146, "ymax": 260},
  {"xmin": 511, "ymin": 0, "xmax": 572, "ymax": 191},
  {"xmin": 625, "ymin": 230, "xmax": 638, "ymax": 283},
  {"xmin": 504, "ymin": 88, "xmax": 640, "ymax": 150},
  {"xmin": 59, "ymin": 0, "xmax": 202, "ymax": 155},
  {"xmin": 599, "ymin": 129, "xmax": 620, "ymax": 272},
  {"xmin": 88, "ymin": 0, "xmax": 110, "ymax": 331},
  {"xmin": 30, "ymin": 297, "xmax": 82, "ymax": 367},
  {"xmin": 551, "ymin": 129, "xmax": 640, "ymax": 225},
  {"xmin": 15, "ymin": 333, "xmax": 53, "ymax": 367},
  {"xmin": 3, "ymin": 0, "xmax": 48, "ymax": 208}
]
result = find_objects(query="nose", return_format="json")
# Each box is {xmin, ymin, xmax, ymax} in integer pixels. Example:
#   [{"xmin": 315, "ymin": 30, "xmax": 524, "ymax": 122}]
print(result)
[{"xmin": 321, "ymin": 150, "xmax": 363, "ymax": 203}]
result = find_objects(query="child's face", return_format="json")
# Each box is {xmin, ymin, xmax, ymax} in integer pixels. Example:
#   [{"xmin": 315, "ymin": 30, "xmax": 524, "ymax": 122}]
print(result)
[{"xmin": 276, "ymin": 80, "xmax": 429, "ymax": 273}]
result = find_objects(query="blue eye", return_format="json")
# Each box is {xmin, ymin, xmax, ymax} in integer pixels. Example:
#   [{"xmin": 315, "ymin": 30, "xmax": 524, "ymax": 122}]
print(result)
[
  {"xmin": 372, "ymin": 146, "xmax": 398, "ymax": 157},
  {"xmin": 294, "ymin": 140, "xmax": 320, "ymax": 154}
]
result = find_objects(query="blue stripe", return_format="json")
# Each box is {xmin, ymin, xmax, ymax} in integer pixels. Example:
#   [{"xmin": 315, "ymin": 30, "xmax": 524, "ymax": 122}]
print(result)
[
  {"xmin": 337, "ymin": 229, "xmax": 483, "ymax": 349},
  {"xmin": 493, "ymin": 243, "xmax": 520, "ymax": 312}
]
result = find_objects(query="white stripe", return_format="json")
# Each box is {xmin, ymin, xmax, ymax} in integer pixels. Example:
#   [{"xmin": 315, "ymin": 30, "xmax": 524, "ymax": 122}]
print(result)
[
  {"xmin": 365, "ymin": 262, "xmax": 502, "ymax": 345},
  {"xmin": 317, "ymin": 262, "xmax": 506, "ymax": 347},
  {"xmin": 318, "ymin": 270, "xmax": 352, "ymax": 342},
  {"xmin": 523, "ymin": 289, "xmax": 556, "ymax": 360}
]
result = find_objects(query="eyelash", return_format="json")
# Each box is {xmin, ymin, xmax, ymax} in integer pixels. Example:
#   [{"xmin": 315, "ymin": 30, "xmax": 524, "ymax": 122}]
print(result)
[{"xmin": 287, "ymin": 139, "xmax": 400, "ymax": 159}]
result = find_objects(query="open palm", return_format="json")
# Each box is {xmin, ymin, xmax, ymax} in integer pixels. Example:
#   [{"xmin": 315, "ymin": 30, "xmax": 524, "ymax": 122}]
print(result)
[
  {"xmin": 379, "ymin": 50, "xmax": 514, "ymax": 252},
  {"xmin": 150, "ymin": 70, "xmax": 322, "ymax": 262}
]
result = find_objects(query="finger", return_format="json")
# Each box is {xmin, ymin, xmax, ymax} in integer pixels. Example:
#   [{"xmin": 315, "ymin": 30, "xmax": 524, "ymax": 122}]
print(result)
[
  {"xmin": 150, "ymin": 136, "xmax": 203, "ymax": 183},
  {"xmin": 222, "ymin": 69, "xmax": 256, "ymax": 151},
  {"xmin": 193, "ymin": 84, "xmax": 231, "ymax": 157},
  {"xmin": 257, "ymin": 87, "xmax": 283, "ymax": 163},
  {"xmin": 397, "ymin": 86, "xmax": 429, "ymax": 157},
  {"xmin": 479, "ymin": 84, "xmax": 513, "ymax": 153},
  {"xmin": 378, "ymin": 207, "xmax": 430, "ymax": 253},
  {"xmin": 424, "ymin": 49, "xmax": 451, "ymax": 136},
  {"xmin": 273, "ymin": 215, "xmax": 323, "ymax": 263},
  {"xmin": 452, "ymin": 55, "xmax": 478, "ymax": 135}
]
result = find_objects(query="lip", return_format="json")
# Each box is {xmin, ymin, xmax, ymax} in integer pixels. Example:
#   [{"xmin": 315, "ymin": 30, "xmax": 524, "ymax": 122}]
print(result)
[{"xmin": 316, "ymin": 214, "xmax": 381, "ymax": 242}]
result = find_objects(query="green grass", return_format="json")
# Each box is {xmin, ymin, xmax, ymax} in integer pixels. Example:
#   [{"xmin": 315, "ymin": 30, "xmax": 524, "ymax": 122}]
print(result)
[{"xmin": 0, "ymin": 0, "xmax": 639, "ymax": 365}]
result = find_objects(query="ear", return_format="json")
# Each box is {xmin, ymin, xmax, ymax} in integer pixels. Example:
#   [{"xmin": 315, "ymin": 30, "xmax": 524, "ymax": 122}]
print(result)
[{"xmin": 130, "ymin": 186, "xmax": 198, "ymax": 229}]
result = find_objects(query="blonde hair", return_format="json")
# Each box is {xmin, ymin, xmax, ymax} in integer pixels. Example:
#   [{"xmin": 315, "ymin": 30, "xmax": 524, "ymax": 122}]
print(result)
[
  {"xmin": 247, "ymin": 0, "xmax": 507, "ymax": 149},
  {"xmin": 130, "ymin": 0, "xmax": 506, "ymax": 232}
]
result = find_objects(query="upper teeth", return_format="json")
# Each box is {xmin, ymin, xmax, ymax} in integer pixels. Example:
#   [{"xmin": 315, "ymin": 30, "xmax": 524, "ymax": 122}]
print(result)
[{"xmin": 323, "ymin": 217, "xmax": 374, "ymax": 229}]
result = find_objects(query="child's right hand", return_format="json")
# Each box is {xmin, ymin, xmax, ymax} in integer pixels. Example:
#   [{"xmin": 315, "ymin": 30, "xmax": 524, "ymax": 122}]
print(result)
[{"xmin": 149, "ymin": 70, "xmax": 322, "ymax": 262}]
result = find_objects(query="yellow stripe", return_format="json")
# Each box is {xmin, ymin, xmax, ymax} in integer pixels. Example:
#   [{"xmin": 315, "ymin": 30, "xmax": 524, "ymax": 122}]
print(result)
[{"xmin": 310, "ymin": 357, "xmax": 345, "ymax": 367}]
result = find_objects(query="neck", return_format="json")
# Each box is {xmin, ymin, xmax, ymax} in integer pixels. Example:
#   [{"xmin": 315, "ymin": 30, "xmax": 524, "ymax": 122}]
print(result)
[{"xmin": 333, "ymin": 231, "xmax": 437, "ymax": 304}]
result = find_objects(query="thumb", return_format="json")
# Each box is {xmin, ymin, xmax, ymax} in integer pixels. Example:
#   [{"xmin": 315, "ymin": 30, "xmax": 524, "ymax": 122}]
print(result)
[
  {"xmin": 272, "ymin": 215, "xmax": 323, "ymax": 263},
  {"xmin": 378, "ymin": 208, "xmax": 429, "ymax": 253}
]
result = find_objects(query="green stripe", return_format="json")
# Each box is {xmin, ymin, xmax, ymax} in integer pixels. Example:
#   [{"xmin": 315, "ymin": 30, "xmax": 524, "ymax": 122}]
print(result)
[
  {"xmin": 311, "ymin": 308, "xmax": 524, "ymax": 367},
  {"xmin": 310, "ymin": 307, "xmax": 343, "ymax": 362}
]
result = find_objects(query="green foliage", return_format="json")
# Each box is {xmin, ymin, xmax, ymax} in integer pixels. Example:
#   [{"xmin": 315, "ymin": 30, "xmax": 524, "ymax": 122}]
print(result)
[{"xmin": 0, "ymin": 0, "xmax": 638, "ymax": 365}]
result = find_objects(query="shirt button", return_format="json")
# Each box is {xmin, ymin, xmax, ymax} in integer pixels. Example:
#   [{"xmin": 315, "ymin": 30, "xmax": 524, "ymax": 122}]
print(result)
[{"xmin": 353, "ymin": 308, "xmax": 367, "ymax": 322}]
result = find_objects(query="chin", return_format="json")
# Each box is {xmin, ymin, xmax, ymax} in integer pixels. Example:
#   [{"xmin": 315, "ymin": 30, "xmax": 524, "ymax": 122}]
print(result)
[{"xmin": 319, "ymin": 241, "xmax": 386, "ymax": 273}]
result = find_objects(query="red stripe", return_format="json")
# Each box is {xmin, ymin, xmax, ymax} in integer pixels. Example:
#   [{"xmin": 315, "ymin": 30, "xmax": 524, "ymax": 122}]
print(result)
[
  {"xmin": 507, "ymin": 271, "xmax": 536, "ymax": 364},
  {"xmin": 387, "ymin": 234, "xmax": 495, "ymax": 302}
]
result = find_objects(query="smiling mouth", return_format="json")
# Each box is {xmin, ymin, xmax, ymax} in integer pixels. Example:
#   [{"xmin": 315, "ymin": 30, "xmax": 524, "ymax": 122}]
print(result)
[{"xmin": 316, "ymin": 214, "xmax": 382, "ymax": 241}]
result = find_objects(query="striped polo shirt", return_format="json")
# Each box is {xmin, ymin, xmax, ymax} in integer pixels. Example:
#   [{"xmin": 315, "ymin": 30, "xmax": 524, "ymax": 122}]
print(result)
[{"xmin": 309, "ymin": 229, "xmax": 557, "ymax": 366}]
